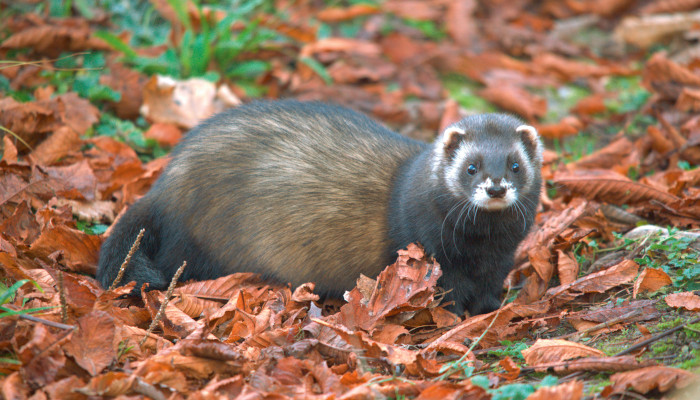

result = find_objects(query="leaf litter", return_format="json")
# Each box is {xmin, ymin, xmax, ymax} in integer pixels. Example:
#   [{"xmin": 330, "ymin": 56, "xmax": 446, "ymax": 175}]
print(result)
[{"xmin": 1, "ymin": 0, "xmax": 699, "ymax": 398}]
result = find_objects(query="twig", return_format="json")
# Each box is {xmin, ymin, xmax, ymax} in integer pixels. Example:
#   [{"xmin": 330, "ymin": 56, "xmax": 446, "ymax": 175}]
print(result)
[
  {"xmin": 110, "ymin": 228, "xmax": 145, "ymax": 290},
  {"xmin": 139, "ymin": 261, "xmax": 187, "ymax": 347},
  {"xmin": 1, "ymin": 125, "xmax": 34, "ymax": 152},
  {"xmin": 19, "ymin": 314, "xmax": 75, "ymax": 330},
  {"xmin": 615, "ymin": 315, "xmax": 700, "ymax": 356},
  {"xmin": 560, "ymin": 309, "xmax": 643, "ymax": 341},
  {"xmin": 57, "ymin": 271, "xmax": 68, "ymax": 323}
]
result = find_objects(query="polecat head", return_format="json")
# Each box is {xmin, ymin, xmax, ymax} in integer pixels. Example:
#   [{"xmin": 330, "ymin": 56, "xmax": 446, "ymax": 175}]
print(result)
[{"xmin": 432, "ymin": 114, "xmax": 543, "ymax": 212}]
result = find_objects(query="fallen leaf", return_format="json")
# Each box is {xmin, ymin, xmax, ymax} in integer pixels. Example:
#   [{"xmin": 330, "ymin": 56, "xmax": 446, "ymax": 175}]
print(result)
[
  {"xmin": 522, "ymin": 339, "xmax": 606, "ymax": 367},
  {"xmin": 0, "ymin": 18, "xmax": 111, "ymax": 57},
  {"xmin": 29, "ymin": 225, "xmax": 102, "ymax": 274},
  {"xmin": 317, "ymin": 4, "xmax": 379, "ymax": 22},
  {"xmin": 556, "ymin": 250, "xmax": 579, "ymax": 286},
  {"xmin": 63, "ymin": 310, "xmax": 117, "ymax": 376},
  {"xmin": 141, "ymin": 75, "xmax": 228, "ymax": 129},
  {"xmin": 553, "ymin": 169, "xmax": 679, "ymax": 205},
  {"xmin": 609, "ymin": 366, "xmax": 698, "ymax": 394},
  {"xmin": 546, "ymin": 260, "xmax": 640, "ymax": 302},
  {"xmin": 338, "ymin": 243, "xmax": 442, "ymax": 332},
  {"xmin": 527, "ymin": 380, "xmax": 583, "ymax": 400},
  {"xmin": 633, "ymin": 268, "xmax": 672, "ymax": 298},
  {"xmin": 143, "ymin": 122, "xmax": 182, "ymax": 148},
  {"xmin": 479, "ymin": 85, "xmax": 547, "ymax": 121},
  {"xmin": 665, "ymin": 292, "xmax": 700, "ymax": 311},
  {"xmin": 30, "ymin": 126, "xmax": 82, "ymax": 165}
]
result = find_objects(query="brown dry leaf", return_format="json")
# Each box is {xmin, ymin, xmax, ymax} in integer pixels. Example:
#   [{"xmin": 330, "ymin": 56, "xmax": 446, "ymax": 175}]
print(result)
[
  {"xmin": 0, "ymin": 97, "xmax": 60, "ymax": 150},
  {"xmin": 546, "ymin": 260, "xmax": 639, "ymax": 302},
  {"xmin": 30, "ymin": 126, "xmax": 82, "ymax": 165},
  {"xmin": 478, "ymin": 85, "xmax": 547, "ymax": 122},
  {"xmin": 63, "ymin": 310, "xmax": 117, "ymax": 376},
  {"xmin": 0, "ymin": 201, "xmax": 41, "ymax": 244},
  {"xmin": 382, "ymin": 0, "xmax": 444, "ymax": 20},
  {"xmin": 0, "ymin": 18, "xmax": 111, "ymax": 57},
  {"xmin": 176, "ymin": 272, "xmax": 264, "ymax": 299},
  {"xmin": 609, "ymin": 366, "xmax": 698, "ymax": 394},
  {"xmin": 1, "ymin": 373, "xmax": 29, "ymax": 399},
  {"xmin": 535, "ymin": 116, "xmax": 582, "ymax": 140},
  {"xmin": 640, "ymin": 0, "xmax": 700, "ymax": 14},
  {"xmin": 571, "ymin": 93, "xmax": 607, "ymax": 115},
  {"xmin": 148, "ymin": 352, "xmax": 242, "ymax": 380},
  {"xmin": 290, "ymin": 282, "xmax": 320, "ymax": 303},
  {"xmin": 556, "ymin": 250, "xmax": 579, "ymax": 286},
  {"xmin": 533, "ymin": 355, "xmax": 653, "ymax": 373},
  {"xmin": 136, "ymin": 359, "xmax": 189, "ymax": 394},
  {"xmin": 534, "ymin": 53, "xmax": 615, "ymax": 81},
  {"xmin": 498, "ymin": 357, "xmax": 520, "ymax": 381},
  {"xmin": 567, "ymin": 137, "xmax": 635, "ymax": 171},
  {"xmin": 567, "ymin": 300, "xmax": 659, "ymax": 333},
  {"xmin": 46, "ymin": 267, "xmax": 101, "ymax": 315},
  {"xmin": 37, "ymin": 376, "xmax": 87, "ymax": 400},
  {"xmin": 141, "ymin": 76, "xmax": 231, "ymax": 129},
  {"xmin": 676, "ymin": 87, "xmax": 700, "ymax": 112},
  {"xmin": 528, "ymin": 246, "xmax": 554, "ymax": 284},
  {"xmin": 29, "ymin": 225, "xmax": 102, "ymax": 274},
  {"xmin": 53, "ymin": 198, "xmax": 116, "ymax": 223},
  {"xmin": 317, "ymin": 4, "xmax": 379, "ymax": 22},
  {"xmin": 45, "ymin": 159, "xmax": 98, "ymax": 201},
  {"xmin": 415, "ymin": 381, "xmax": 490, "ymax": 400},
  {"xmin": 665, "ymin": 292, "xmax": 700, "ymax": 311},
  {"xmin": 445, "ymin": 0, "xmax": 477, "ymax": 46},
  {"xmin": 99, "ymin": 62, "xmax": 147, "ymax": 120},
  {"xmin": 2, "ymin": 135, "xmax": 19, "ymax": 163},
  {"xmin": 52, "ymin": 93, "xmax": 101, "ymax": 136},
  {"xmin": 553, "ymin": 169, "xmax": 679, "ymax": 205},
  {"xmin": 643, "ymin": 52, "xmax": 700, "ymax": 100},
  {"xmin": 633, "ymin": 268, "xmax": 672, "ymax": 298},
  {"xmin": 528, "ymin": 380, "xmax": 583, "ymax": 400},
  {"xmin": 521, "ymin": 339, "xmax": 606, "ymax": 367},
  {"xmin": 338, "ymin": 243, "xmax": 442, "ymax": 332},
  {"xmin": 614, "ymin": 11, "xmax": 700, "ymax": 49},
  {"xmin": 75, "ymin": 372, "xmax": 133, "ymax": 397},
  {"xmin": 423, "ymin": 302, "xmax": 550, "ymax": 352},
  {"xmin": 16, "ymin": 324, "xmax": 69, "ymax": 387},
  {"xmin": 144, "ymin": 122, "xmax": 182, "ymax": 148},
  {"xmin": 312, "ymin": 318, "xmax": 422, "ymax": 373}
]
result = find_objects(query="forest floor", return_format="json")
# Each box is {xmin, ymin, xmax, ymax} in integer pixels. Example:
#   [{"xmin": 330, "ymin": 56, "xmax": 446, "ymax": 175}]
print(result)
[{"xmin": 0, "ymin": 0, "xmax": 699, "ymax": 399}]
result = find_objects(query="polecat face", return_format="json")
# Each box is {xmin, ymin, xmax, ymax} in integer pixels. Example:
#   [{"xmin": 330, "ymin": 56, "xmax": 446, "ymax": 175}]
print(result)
[{"xmin": 432, "ymin": 114, "xmax": 543, "ymax": 212}]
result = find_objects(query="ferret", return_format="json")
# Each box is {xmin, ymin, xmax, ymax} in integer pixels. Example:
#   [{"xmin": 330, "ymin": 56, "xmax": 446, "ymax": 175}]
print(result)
[{"xmin": 97, "ymin": 100, "xmax": 542, "ymax": 316}]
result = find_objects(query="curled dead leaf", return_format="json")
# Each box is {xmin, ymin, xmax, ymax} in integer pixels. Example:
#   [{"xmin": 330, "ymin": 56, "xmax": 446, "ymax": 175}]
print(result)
[
  {"xmin": 665, "ymin": 292, "xmax": 700, "ymax": 311},
  {"xmin": 632, "ymin": 268, "xmax": 672, "ymax": 298},
  {"xmin": 521, "ymin": 339, "xmax": 606, "ymax": 367},
  {"xmin": 553, "ymin": 169, "xmax": 679, "ymax": 205},
  {"xmin": 527, "ymin": 380, "xmax": 583, "ymax": 400},
  {"xmin": 609, "ymin": 366, "xmax": 698, "ymax": 394}
]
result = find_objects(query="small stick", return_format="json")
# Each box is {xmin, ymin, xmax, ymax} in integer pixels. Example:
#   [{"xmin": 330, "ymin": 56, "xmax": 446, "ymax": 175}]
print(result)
[
  {"xmin": 109, "ymin": 228, "xmax": 145, "ymax": 290},
  {"xmin": 19, "ymin": 314, "xmax": 75, "ymax": 330},
  {"xmin": 139, "ymin": 261, "xmax": 187, "ymax": 347},
  {"xmin": 560, "ymin": 309, "xmax": 643, "ymax": 341},
  {"xmin": 57, "ymin": 271, "xmax": 68, "ymax": 323},
  {"xmin": 615, "ymin": 315, "xmax": 700, "ymax": 356}
]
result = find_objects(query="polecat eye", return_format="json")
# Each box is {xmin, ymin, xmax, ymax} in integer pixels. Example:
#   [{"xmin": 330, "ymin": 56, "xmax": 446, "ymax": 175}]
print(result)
[
  {"xmin": 511, "ymin": 162, "xmax": 520, "ymax": 173},
  {"xmin": 467, "ymin": 164, "xmax": 477, "ymax": 175}
]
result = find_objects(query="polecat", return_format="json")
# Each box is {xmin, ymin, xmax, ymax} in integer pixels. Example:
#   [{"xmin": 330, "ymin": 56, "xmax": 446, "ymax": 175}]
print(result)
[{"xmin": 97, "ymin": 100, "xmax": 542, "ymax": 316}]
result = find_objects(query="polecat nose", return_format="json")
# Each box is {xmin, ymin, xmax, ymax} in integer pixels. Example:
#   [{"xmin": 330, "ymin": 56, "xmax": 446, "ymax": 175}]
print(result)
[{"xmin": 486, "ymin": 185, "xmax": 506, "ymax": 198}]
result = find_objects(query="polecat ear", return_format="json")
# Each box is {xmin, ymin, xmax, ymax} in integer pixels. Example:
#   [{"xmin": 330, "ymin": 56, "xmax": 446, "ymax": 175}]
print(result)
[
  {"xmin": 516, "ymin": 125, "xmax": 543, "ymax": 164},
  {"xmin": 441, "ymin": 126, "xmax": 466, "ymax": 154}
]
